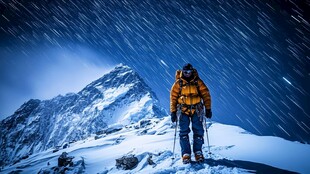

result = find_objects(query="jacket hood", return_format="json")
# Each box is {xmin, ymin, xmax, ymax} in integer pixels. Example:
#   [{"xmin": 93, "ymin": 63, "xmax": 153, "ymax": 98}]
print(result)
[{"xmin": 175, "ymin": 69, "xmax": 199, "ymax": 82}]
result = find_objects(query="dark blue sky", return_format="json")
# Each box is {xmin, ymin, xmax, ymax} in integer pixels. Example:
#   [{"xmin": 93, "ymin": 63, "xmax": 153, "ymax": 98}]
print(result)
[{"xmin": 0, "ymin": 0, "xmax": 309, "ymax": 143}]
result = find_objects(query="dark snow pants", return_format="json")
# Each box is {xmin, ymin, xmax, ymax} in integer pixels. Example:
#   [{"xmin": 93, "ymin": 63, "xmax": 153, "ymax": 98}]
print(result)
[{"xmin": 179, "ymin": 112, "xmax": 204, "ymax": 156}]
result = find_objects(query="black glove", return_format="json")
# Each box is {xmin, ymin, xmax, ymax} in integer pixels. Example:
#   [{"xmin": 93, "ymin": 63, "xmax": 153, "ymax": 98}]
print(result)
[
  {"xmin": 205, "ymin": 109, "xmax": 212, "ymax": 119},
  {"xmin": 171, "ymin": 112, "xmax": 177, "ymax": 123}
]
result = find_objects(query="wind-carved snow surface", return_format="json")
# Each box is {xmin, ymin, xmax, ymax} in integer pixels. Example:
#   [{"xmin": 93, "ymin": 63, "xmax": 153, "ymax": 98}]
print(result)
[
  {"xmin": 0, "ymin": 64, "xmax": 166, "ymax": 166},
  {"xmin": 1, "ymin": 117, "xmax": 310, "ymax": 174}
]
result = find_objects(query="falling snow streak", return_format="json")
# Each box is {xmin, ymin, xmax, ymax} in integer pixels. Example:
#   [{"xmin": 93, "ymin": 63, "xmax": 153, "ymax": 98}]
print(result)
[{"xmin": 0, "ymin": 0, "xmax": 309, "ymax": 143}]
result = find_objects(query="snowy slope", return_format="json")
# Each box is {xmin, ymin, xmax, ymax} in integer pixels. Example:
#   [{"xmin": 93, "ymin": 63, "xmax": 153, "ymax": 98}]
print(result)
[
  {"xmin": 2, "ymin": 117, "xmax": 309, "ymax": 174},
  {"xmin": 0, "ymin": 64, "xmax": 166, "ymax": 166}
]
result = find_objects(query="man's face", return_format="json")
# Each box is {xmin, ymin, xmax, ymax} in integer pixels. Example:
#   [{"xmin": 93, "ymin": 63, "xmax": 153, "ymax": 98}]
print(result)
[{"xmin": 183, "ymin": 70, "xmax": 192, "ymax": 78}]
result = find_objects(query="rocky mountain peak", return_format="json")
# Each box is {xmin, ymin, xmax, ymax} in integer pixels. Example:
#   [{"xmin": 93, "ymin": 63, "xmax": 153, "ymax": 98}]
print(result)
[{"xmin": 0, "ymin": 64, "xmax": 167, "ymax": 166}]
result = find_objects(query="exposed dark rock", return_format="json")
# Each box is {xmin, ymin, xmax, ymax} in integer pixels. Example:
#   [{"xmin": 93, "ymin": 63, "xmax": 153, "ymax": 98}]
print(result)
[
  {"xmin": 96, "ymin": 125, "xmax": 123, "ymax": 136},
  {"xmin": 139, "ymin": 119, "xmax": 152, "ymax": 128},
  {"xmin": 58, "ymin": 152, "xmax": 74, "ymax": 167},
  {"xmin": 52, "ymin": 149, "xmax": 59, "ymax": 153},
  {"xmin": 147, "ymin": 154, "xmax": 156, "ymax": 166},
  {"xmin": 62, "ymin": 143, "xmax": 69, "ymax": 149},
  {"xmin": 115, "ymin": 155, "xmax": 139, "ymax": 170},
  {"xmin": 21, "ymin": 155, "xmax": 29, "ymax": 160},
  {"xmin": 38, "ymin": 154, "xmax": 85, "ymax": 174}
]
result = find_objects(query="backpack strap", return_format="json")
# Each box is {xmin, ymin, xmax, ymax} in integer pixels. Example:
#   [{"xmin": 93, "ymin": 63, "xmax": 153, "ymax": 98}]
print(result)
[
  {"xmin": 178, "ymin": 78, "xmax": 183, "ymax": 97},
  {"xmin": 194, "ymin": 78, "xmax": 201, "ymax": 96}
]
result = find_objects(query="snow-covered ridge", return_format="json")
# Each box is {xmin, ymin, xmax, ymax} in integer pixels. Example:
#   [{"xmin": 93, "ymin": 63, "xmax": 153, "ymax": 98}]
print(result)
[
  {"xmin": 0, "ymin": 64, "xmax": 167, "ymax": 166},
  {"xmin": 1, "ymin": 118, "xmax": 309, "ymax": 174}
]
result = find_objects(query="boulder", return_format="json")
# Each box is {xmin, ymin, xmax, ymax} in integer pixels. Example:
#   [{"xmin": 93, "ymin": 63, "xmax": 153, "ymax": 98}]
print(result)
[
  {"xmin": 115, "ymin": 155, "xmax": 138, "ymax": 170},
  {"xmin": 58, "ymin": 152, "xmax": 74, "ymax": 167},
  {"xmin": 38, "ymin": 155, "xmax": 85, "ymax": 174}
]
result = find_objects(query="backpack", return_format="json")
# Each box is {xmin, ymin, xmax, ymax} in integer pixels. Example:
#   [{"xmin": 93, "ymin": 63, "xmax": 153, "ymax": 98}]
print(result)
[
  {"xmin": 175, "ymin": 70, "xmax": 204, "ymax": 116},
  {"xmin": 175, "ymin": 69, "xmax": 201, "ymax": 97}
]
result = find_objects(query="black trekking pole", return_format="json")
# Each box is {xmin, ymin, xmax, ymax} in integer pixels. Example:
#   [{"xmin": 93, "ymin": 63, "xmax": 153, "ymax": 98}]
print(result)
[
  {"xmin": 203, "ymin": 116, "xmax": 211, "ymax": 155},
  {"xmin": 172, "ymin": 118, "xmax": 178, "ymax": 160},
  {"xmin": 172, "ymin": 106, "xmax": 181, "ymax": 160}
]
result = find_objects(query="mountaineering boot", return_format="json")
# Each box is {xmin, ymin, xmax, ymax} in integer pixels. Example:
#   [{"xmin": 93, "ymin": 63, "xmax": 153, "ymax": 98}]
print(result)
[
  {"xmin": 182, "ymin": 153, "xmax": 191, "ymax": 164},
  {"xmin": 195, "ymin": 151, "xmax": 204, "ymax": 162}
]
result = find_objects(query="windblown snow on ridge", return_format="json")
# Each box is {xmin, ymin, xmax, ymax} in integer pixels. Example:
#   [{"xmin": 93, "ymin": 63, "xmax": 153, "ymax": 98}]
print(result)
[{"xmin": 2, "ymin": 117, "xmax": 309, "ymax": 174}]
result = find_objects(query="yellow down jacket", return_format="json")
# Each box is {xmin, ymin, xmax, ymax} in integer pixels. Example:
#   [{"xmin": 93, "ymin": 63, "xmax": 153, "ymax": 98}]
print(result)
[{"xmin": 170, "ymin": 69, "xmax": 211, "ymax": 115}]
